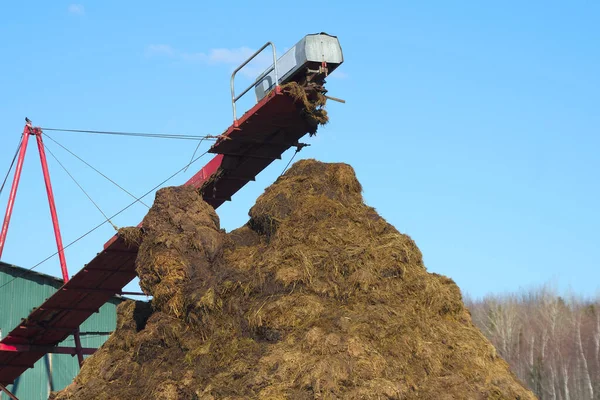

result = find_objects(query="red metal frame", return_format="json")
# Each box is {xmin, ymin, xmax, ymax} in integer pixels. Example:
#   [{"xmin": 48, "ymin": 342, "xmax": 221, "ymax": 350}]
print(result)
[
  {"xmin": 35, "ymin": 132, "xmax": 69, "ymax": 283},
  {"xmin": 185, "ymin": 154, "xmax": 223, "ymax": 188},
  {"xmin": 1, "ymin": 85, "xmax": 316, "ymax": 387},
  {"xmin": 0, "ymin": 126, "xmax": 30, "ymax": 258},
  {"xmin": 0, "ymin": 344, "xmax": 95, "ymax": 356},
  {"xmin": 0, "ymin": 123, "xmax": 84, "ymax": 366}
]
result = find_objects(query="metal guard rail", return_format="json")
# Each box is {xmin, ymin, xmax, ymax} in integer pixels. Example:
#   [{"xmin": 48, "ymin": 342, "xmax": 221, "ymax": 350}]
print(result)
[{"xmin": 230, "ymin": 41, "xmax": 278, "ymax": 123}]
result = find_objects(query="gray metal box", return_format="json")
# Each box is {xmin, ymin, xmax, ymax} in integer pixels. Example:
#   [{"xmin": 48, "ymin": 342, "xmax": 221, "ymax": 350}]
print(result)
[{"xmin": 254, "ymin": 33, "xmax": 344, "ymax": 100}]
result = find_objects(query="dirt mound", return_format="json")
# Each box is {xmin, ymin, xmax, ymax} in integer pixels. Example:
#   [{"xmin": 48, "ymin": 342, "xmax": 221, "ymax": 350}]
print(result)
[{"xmin": 52, "ymin": 160, "xmax": 535, "ymax": 400}]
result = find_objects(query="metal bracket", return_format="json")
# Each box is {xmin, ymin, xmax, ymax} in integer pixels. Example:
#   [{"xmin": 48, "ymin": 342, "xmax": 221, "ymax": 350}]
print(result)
[
  {"xmin": 294, "ymin": 142, "xmax": 310, "ymax": 152},
  {"xmin": 306, "ymin": 62, "xmax": 328, "ymax": 80}
]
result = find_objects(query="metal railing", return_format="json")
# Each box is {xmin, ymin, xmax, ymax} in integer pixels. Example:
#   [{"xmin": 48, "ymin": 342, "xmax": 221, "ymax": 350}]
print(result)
[{"xmin": 230, "ymin": 41, "xmax": 279, "ymax": 122}]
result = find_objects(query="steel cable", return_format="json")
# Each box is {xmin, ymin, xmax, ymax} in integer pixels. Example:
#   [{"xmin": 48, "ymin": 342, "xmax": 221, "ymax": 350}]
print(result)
[
  {"xmin": 41, "ymin": 127, "xmax": 219, "ymax": 141},
  {"xmin": 43, "ymin": 143, "xmax": 118, "ymax": 231},
  {"xmin": 0, "ymin": 134, "xmax": 24, "ymax": 198},
  {"xmin": 45, "ymin": 134, "xmax": 150, "ymax": 209},
  {"xmin": 0, "ymin": 148, "xmax": 210, "ymax": 291}
]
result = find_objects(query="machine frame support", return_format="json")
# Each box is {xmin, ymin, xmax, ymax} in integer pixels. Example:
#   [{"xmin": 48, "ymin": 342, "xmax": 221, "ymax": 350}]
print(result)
[
  {"xmin": 0, "ymin": 125, "xmax": 30, "ymax": 258},
  {"xmin": 0, "ymin": 122, "xmax": 85, "ymax": 367},
  {"xmin": 0, "ymin": 344, "xmax": 96, "ymax": 356}
]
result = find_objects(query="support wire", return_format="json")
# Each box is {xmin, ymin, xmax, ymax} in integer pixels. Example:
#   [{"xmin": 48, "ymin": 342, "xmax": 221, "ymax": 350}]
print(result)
[
  {"xmin": 0, "ymin": 134, "xmax": 24, "ymax": 198},
  {"xmin": 45, "ymin": 134, "xmax": 150, "ymax": 208},
  {"xmin": 43, "ymin": 143, "xmax": 118, "ymax": 231},
  {"xmin": 41, "ymin": 127, "xmax": 219, "ymax": 141},
  {"xmin": 0, "ymin": 148, "xmax": 211, "ymax": 291}
]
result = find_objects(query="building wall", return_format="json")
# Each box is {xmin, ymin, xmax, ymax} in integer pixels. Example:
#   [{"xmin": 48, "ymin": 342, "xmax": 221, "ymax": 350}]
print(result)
[{"xmin": 0, "ymin": 265, "xmax": 122, "ymax": 400}]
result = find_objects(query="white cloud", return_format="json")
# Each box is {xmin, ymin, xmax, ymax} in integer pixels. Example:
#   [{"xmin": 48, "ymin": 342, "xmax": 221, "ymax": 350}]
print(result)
[
  {"xmin": 329, "ymin": 70, "xmax": 349, "ymax": 79},
  {"xmin": 179, "ymin": 51, "xmax": 208, "ymax": 63},
  {"xmin": 146, "ymin": 44, "xmax": 273, "ymax": 78},
  {"xmin": 206, "ymin": 47, "xmax": 255, "ymax": 64},
  {"xmin": 68, "ymin": 4, "xmax": 85, "ymax": 15}
]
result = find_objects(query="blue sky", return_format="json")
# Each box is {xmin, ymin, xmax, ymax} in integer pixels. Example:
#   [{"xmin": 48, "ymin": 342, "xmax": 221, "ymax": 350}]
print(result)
[{"xmin": 0, "ymin": 1, "xmax": 598, "ymax": 299}]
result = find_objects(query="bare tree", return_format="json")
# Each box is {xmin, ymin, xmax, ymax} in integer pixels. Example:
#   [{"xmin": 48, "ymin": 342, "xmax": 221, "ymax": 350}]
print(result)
[
  {"xmin": 467, "ymin": 285, "xmax": 599, "ymax": 400},
  {"xmin": 574, "ymin": 307, "xmax": 594, "ymax": 399}
]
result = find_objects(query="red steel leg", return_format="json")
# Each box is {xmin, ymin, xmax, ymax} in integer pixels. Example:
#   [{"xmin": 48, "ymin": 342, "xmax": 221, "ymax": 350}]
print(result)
[
  {"xmin": 34, "ymin": 131, "xmax": 69, "ymax": 282},
  {"xmin": 0, "ymin": 126, "xmax": 31, "ymax": 259},
  {"xmin": 34, "ymin": 129, "xmax": 85, "ymax": 367}
]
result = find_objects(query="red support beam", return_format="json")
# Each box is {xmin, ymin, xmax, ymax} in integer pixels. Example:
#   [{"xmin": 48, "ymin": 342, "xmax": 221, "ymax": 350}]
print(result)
[
  {"xmin": 0, "ymin": 364, "xmax": 33, "ymax": 369},
  {"xmin": 32, "ymin": 128, "xmax": 86, "ymax": 367},
  {"xmin": 39, "ymin": 306, "xmax": 98, "ymax": 313},
  {"xmin": 185, "ymin": 154, "xmax": 223, "ymax": 188},
  {"xmin": 34, "ymin": 130, "xmax": 69, "ymax": 283},
  {"xmin": 0, "ymin": 126, "xmax": 30, "ymax": 258},
  {"xmin": 0, "ymin": 343, "xmax": 96, "ymax": 356},
  {"xmin": 63, "ymin": 287, "xmax": 147, "ymax": 296}
]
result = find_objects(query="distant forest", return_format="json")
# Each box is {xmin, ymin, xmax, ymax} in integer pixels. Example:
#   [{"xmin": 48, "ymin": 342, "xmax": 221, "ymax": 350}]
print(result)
[{"xmin": 466, "ymin": 287, "xmax": 599, "ymax": 400}]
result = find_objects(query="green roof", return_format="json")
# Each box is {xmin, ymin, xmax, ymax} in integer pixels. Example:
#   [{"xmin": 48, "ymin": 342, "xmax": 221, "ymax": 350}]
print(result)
[{"xmin": 0, "ymin": 261, "xmax": 65, "ymax": 288}]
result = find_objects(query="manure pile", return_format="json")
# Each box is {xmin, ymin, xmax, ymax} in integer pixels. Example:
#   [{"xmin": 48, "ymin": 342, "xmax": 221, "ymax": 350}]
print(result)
[{"xmin": 52, "ymin": 160, "xmax": 535, "ymax": 400}]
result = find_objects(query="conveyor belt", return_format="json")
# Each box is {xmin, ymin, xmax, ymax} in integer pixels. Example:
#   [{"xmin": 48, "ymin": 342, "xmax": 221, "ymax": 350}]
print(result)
[{"xmin": 0, "ymin": 86, "xmax": 315, "ymax": 385}]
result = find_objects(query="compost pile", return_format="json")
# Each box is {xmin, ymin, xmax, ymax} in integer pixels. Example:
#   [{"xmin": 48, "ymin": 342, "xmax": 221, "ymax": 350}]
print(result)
[{"xmin": 52, "ymin": 160, "xmax": 534, "ymax": 400}]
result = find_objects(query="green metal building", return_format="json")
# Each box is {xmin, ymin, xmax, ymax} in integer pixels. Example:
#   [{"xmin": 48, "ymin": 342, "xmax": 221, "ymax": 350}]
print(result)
[{"xmin": 0, "ymin": 261, "xmax": 123, "ymax": 400}]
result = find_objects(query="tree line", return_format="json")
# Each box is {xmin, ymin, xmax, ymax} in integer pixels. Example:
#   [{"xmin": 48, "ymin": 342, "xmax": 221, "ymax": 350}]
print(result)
[{"xmin": 466, "ymin": 286, "xmax": 599, "ymax": 400}]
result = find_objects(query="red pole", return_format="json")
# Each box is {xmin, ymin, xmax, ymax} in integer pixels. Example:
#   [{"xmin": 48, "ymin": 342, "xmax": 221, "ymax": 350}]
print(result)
[
  {"xmin": 34, "ymin": 130, "xmax": 70, "ymax": 283},
  {"xmin": 0, "ymin": 126, "xmax": 31, "ymax": 259},
  {"xmin": 34, "ymin": 128, "xmax": 85, "ymax": 366}
]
